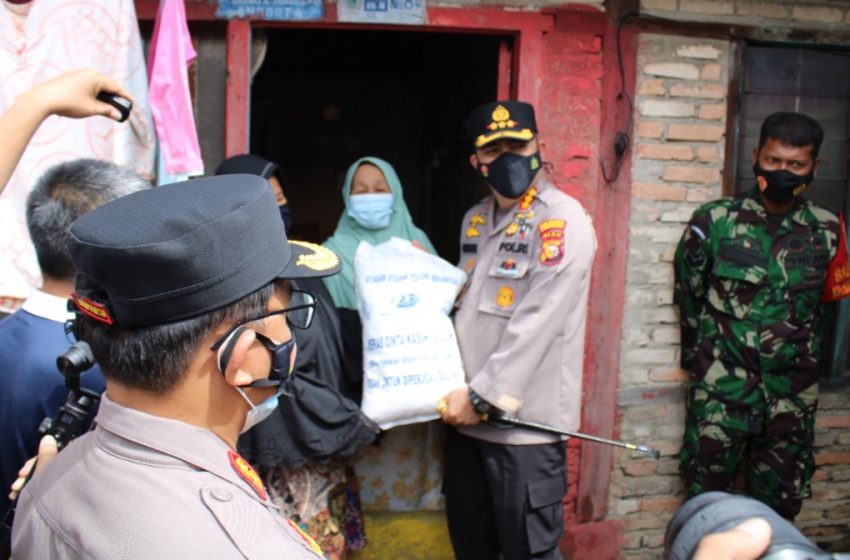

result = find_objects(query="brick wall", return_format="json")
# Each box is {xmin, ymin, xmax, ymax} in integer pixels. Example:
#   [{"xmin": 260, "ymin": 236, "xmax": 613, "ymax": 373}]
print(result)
[
  {"xmin": 610, "ymin": 29, "xmax": 850, "ymax": 558},
  {"xmin": 641, "ymin": 0, "xmax": 850, "ymax": 30}
]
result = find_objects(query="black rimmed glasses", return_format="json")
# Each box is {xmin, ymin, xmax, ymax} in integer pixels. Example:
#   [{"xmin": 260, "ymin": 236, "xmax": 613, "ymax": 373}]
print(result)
[{"xmin": 209, "ymin": 289, "xmax": 316, "ymax": 353}]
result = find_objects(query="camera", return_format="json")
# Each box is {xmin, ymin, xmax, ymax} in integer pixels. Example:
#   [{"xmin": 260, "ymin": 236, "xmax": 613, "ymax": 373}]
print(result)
[
  {"xmin": 665, "ymin": 491, "xmax": 848, "ymax": 559},
  {"xmin": 38, "ymin": 341, "xmax": 100, "ymax": 450}
]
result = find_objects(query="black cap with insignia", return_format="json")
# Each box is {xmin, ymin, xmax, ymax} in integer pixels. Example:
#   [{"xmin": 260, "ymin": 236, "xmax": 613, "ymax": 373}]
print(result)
[
  {"xmin": 468, "ymin": 100, "xmax": 538, "ymax": 149},
  {"xmin": 68, "ymin": 174, "xmax": 341, "ymax": 328}
]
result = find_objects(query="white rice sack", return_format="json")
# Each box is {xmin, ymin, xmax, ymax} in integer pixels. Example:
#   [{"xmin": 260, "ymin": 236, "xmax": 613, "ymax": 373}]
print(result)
[{"xmin": 355, "ymin": 238, "xmax": 467, "ymax": 429}]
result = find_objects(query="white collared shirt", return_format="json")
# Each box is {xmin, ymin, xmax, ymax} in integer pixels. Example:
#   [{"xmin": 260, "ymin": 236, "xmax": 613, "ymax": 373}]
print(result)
[{"xmin": 20, "ymin": 290, "xmax": 73, "ymax": 324}]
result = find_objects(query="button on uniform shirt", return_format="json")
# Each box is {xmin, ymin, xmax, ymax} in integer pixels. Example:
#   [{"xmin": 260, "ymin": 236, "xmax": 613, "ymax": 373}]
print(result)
[
  {"xmin": 454, "ymin": 177, "xmax": 597, "ymax": 444},
  {"xmin": 12, "ymin": 394, "xmax": 326, "ymax": 560}
]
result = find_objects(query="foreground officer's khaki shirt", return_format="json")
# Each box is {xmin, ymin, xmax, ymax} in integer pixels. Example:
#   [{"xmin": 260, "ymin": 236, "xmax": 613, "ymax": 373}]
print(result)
[
  {"xmin": 12, "ymin": 394, "xmax": 325, "ymax": 559},
  {"xmin": 455, "ymin": 177, "xmax": 597, "ymax": 445}
]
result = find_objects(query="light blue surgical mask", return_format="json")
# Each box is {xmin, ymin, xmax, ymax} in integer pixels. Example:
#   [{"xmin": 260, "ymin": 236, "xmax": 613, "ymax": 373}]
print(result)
[
  {"xmin": 237, "ymin": 386, "xmax": 285, "ymax": 434},
  {"xmin": 348, "ymin": 193, "xmax": 394, "ymax": 229}
]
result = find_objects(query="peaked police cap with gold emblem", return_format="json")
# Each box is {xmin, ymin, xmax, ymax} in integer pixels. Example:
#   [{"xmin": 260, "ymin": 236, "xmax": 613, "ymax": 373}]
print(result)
[
  {"xmin": 68, "ymin": 175, "xmax": 341, "ymax": 328},
  {"xmin": 468, "ymin": 100, "xmax": 538, "ymax": 149}
]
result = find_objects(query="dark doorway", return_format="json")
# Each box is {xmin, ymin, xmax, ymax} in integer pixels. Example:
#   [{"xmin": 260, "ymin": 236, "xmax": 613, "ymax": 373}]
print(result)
[{"xmin": 249, "ymin": 28, "xmax": 503, "ymax": 263}]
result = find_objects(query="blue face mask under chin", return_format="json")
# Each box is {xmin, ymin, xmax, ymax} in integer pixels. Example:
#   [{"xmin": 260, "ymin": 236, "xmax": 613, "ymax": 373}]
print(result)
[{"xmin": 348, "ymin": 193, "xmax": 394, "ymax": 229}]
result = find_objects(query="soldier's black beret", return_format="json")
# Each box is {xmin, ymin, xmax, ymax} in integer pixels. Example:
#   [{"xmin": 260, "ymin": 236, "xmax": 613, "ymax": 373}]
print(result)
[
  {"xmin": 468, "ymin": 100, "xmax": 538, "ymax": 148},
  {"xmin": 68, "ymin": 174, "xmax": 340, "ymax": 328}
]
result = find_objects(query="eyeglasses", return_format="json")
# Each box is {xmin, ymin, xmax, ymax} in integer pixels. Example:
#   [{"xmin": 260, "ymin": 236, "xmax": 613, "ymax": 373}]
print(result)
[{"xmin": 210, "ymin": 289, "xmax": 316, "ymax": 352}]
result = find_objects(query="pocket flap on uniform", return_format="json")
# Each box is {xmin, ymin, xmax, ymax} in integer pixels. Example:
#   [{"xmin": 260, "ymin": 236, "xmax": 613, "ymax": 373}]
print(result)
[
  {"xmin": 713, "ymin": 240, "xmax": 767, "ymax": 285},
  {"xmin": 527, "ymin": 476, "xmax": 566, "ymax": 509}
]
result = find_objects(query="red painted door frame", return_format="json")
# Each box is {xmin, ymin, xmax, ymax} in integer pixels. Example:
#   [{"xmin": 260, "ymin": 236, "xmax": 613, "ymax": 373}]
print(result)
[{"xmin": 135, "ymin": 0, "xmax": 634, "ymax": 540}]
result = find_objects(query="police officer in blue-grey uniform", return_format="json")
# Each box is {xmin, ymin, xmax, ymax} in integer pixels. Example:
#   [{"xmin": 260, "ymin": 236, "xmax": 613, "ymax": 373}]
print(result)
[
  {"xmin": 439, "ymin": 101, "xmax": 597, "ymax": 560},
  {"xmin": 12, "ymin": 175, "xmax": 342, "ymax": 559}
]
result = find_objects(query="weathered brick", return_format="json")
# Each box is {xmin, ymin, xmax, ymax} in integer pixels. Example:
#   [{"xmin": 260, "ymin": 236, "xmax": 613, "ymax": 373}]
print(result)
[
  {"xmin": 812, "ymin": 481, "xmax": 850, "ymax": 501},
  {"xmin": 815, "ymin": 452, "xmax": 850, "ymax": 466},
  {"xmin": 825, "ymin": 504, "xmax": 850, "ymax": 519},
  {"xmin": 656, "ymin": 291, "xmax": 674, "ymax": 305},
  {"xmin": 641, "ymin": 496, "xmax": 683, "ymax": 512},
  {"xmin": 644, "ymin": 62, "xmax": 700, "ymax": 80},
  {"xmin": 831, "ymin": 468, "xmax": 850, "ymax": 481},
  {"xmin": 616, "ymin": 497, "xmax": 641, "ymax": 516},
  {"xmin": 639, "ymin": 79, "xmax": 666, "ymax": 96},
  {"xmin": 621, "ymin": 532, "xmax": 642, "ymax": 549},
  {"xmin": 642, "ymin": 0, "xmax": 677, "ymax": 10},
  {"xmin": 625, "ymin": 460, "xmax": 657, "ymax": 476},
  {"xmin": 627, "ymin": 348, "xmax": 677, "ymax": 364},
  {"xmin": 641, "ymin": 531, "xmax": 666, "ymax": 549},
  {"xmin": 792, "ymin": 6, "xmax": 843, "ymax": 24},
  {"xmin": 634, "ymin": 203, "xmax": 661, "ymax": 222},
  {"xmin": 661, "ymin": 208, "xmax": 697, "ymax": 223},
  {"xmin": 812, "ymin": 469, "xmax": 830, "ymax": 482},
  {"xmin": 633, "ymin": 182, "xmax": 687, "ymax": 201},
  {"xmin": 701, "ymin": 63, "xmax": 722, "ymax": 81},
  {"xmin": 696, "ymin": 145, "xmax": 719, "ymax": 162},
  {"xmin": 698, "ymin": 104, "xmax": 726, "ymax": 120},
  {"xmin": 686, "ymin": 186, "xmax": 719, "ymax": 202},
  {"xmin": 816, "ymin": 431, "xmax": 837, "ymax": 447},
  {"xmin": 816, "ymin": 414, "xmax": 850, "ymax": 429},
  {"xmin": 668, "ymin": 124, "xmax": 724, "ymax": 141},
  {"xmin": 648, "ymin": 306, "xmax": 678, "ymax": 323},
  {"xmin": 651, "ymin": 327, "xmax": 680, "ymax": 344},
  {"xmin": 648, "ymin": 367, "xmax": 688, "ymax": 383},
  {"xmin": 637, "ymin": 143, "xmax": 694, "ymax": 161},
  {"xmin": 623, "ymin": 512, "xmax": 671, "ymax": 530},
  {"xmin": 802, "ymin": 524, "xmax": 849, "ymax": 537},
  {"xmin": 736, "ymin": 1, "xmax": 789, "ymax": 19},
  {"xmin": 637, "ymin": 120, "xmax": 664, "ymax": 139},
  {"xmin": 675, "ymin": 45, "xmax": 720, "ymax": 60},
  {"xmin": 795, "ymin": 507, "xmax": 825, "ymax": 522},
  {"xmin": 631, "ymin": 226, "xmax": 684, "ymax": 243},
  {"xmin": 680, "ymin": 0, "xmax": 733, "ymax": 15},
  {"xmin": 663, "ymin": 165, "xmax": 719, "ymax": 184},
  {"xmin": 670, "ymin": 83, "xmax": 726, "ymax": 99},
  {"xmin": 640, "ymin": 99, "xmax": 695, "ymax": 118}
]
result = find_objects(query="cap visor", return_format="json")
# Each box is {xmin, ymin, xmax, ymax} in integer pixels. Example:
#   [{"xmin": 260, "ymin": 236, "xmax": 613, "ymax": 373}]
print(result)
[
  {"xmin": 278, "ymin": 240, "xmax": 342, "ymax": 279},
  {"xmin": 475, "ymin": 128, "xmax": 535, "ymax": 148}
]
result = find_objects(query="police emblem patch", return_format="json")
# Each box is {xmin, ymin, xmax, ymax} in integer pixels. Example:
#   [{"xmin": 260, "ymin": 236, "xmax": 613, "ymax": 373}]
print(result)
[
  {"xmin": 496, "ymin": 285, "xmax": 515, "ymax": 307},
  {"xmin": 228, "ymin": 450, "xmax": 268, "ymax": 501},
  {"xmin": 497, "ymin": 259, "xmax": 519, "ymax": 278},
  {"xmin": 538, "ymin": 219, "xmax": 566, "ymax": 267}
]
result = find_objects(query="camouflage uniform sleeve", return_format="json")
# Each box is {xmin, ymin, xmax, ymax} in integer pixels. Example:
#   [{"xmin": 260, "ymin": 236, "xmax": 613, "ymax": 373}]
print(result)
[{"xmin": 673, "ymin": 208, "xmax": 714, "ymax": 370}]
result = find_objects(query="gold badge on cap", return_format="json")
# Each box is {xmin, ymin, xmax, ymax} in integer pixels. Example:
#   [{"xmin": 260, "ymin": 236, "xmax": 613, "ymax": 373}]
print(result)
[
  {"xmin": 291, "ymin": 240, "xmax": 340, "ymax": 271},
  {"xmin": 488, "ymin": 105, "xmax": 517, "ymax": 131}
]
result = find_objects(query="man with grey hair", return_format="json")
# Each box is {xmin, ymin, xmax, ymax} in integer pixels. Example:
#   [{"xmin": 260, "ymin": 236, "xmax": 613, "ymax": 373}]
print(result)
[{"xmin": 0, "ymin": 158, "xmax": 149, "ymax": 514}]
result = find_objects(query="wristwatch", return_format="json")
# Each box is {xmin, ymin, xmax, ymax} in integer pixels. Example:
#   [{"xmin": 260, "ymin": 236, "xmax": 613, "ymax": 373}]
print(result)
[{"xmin": 468, "ymin": 388, "xmax": 493, "ymax": 416}]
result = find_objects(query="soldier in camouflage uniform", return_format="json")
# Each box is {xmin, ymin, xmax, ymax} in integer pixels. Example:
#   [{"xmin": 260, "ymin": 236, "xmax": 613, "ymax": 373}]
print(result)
[{"xmin": 674, "ymin": 112, "xmax": 850, "ymax": 520}]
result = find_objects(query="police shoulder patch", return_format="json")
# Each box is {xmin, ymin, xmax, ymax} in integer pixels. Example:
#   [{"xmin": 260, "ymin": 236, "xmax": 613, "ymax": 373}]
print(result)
[
  {"xmin": 538, "ymin": 218, "xmax": 567, "ymax": 267},
  {"xmin": 227, "ymin": 450, "xmax": 268, "ymax": 501}
]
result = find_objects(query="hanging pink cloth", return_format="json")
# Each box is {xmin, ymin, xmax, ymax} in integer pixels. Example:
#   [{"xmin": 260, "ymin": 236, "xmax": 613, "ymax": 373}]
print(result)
[{"xmin": 147, "ymin": 0, "xmax": 203, "ymax": 176}]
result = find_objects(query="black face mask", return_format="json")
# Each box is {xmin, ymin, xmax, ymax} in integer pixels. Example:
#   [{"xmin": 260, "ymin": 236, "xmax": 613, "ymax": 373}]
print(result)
[
  {"xmin": 279, "ymin": 205, "xmax": 293, "ymax": 234},
  {"xmin": 753, "ymin": 163, "xmax": 814, "ymax": 204},
  {"xmin": 478, "ymin": 151, "xmax": 542, "ymax": 199}
]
